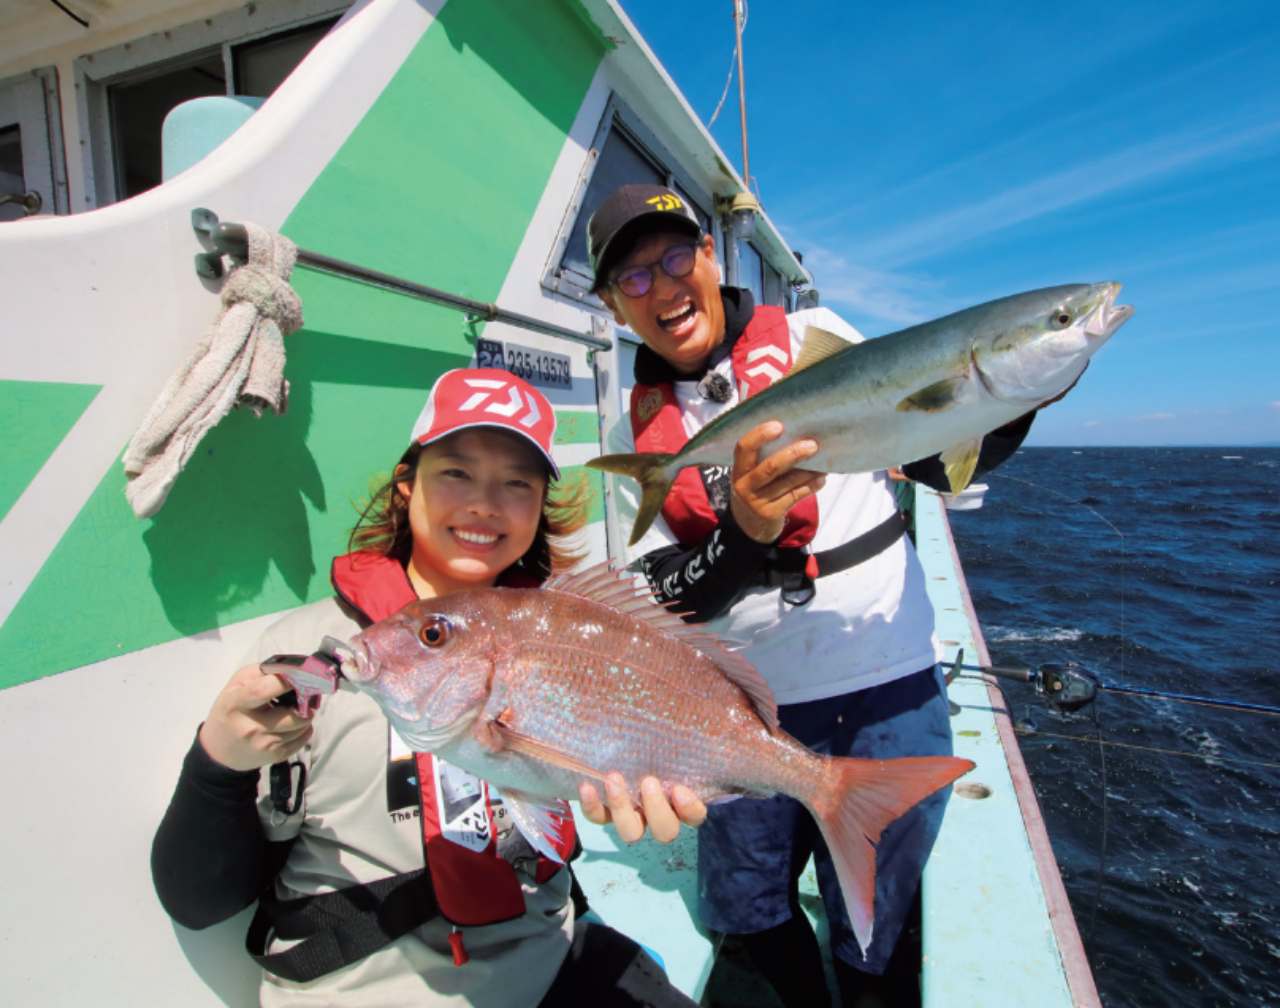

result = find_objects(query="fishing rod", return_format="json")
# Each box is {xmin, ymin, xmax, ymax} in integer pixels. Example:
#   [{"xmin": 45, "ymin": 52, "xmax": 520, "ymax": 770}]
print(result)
[{"xmin": 952, "ymin": 660, "xmax": 1280, "ymax": 717}]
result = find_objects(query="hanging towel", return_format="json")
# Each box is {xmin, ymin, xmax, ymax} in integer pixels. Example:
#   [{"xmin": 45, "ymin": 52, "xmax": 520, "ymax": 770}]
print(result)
[{"xmin": 122, "ymin": 222, "xmax": 303, "ymax": 520}]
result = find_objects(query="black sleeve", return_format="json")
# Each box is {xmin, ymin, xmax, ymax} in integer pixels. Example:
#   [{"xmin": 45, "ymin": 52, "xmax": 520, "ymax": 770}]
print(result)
[
  {"xmin": 635, "ymin": 509, "xmax": 778, "ymax": 623},
  {"xmin": 151, "ymin": 730, "xmax": 294, "ymax": 931},
  {"xmin": 902, "ymin": 412, "xmax": 1035, "ymax": 492}
]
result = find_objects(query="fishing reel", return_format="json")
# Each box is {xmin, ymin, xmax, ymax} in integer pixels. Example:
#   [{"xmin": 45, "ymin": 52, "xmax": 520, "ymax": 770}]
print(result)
[
  {"xmin": 947, "ymin": 650, "xmax": 1099, "ymax": 713},
  {"xmin": 984, "ymin": 661, "xmax": 1100, "ymax": 713}
]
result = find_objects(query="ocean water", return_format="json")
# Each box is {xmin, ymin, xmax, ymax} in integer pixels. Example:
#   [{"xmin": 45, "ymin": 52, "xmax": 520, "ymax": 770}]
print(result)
[{"xmin": 948, "ymin": 447, "xmax": 1280, "ymax": 1007}]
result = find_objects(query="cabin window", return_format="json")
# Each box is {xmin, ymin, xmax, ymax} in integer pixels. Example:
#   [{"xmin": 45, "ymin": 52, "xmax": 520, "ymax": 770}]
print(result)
[
  {"xmin": 233, "ymin": 21, "xmax": 338, "ymax": 98},
  {"xmin": 0, "ymin": 67, "xmax": 65, "ymax": 217},
  {"xmin": 0, "ymin": 125, "xmax": 24, "ymax": 222},
  {"xmin": 109, "ymin": 51, "xmax": 227, "ymax": 201},
  {"xmin": 762, "ymin": 258, "xmax": 784, "ymax": 308},
  {"xmin": 559, "ymin": 128, "xmax": 665, "ymax": 285},
  {"xmin": 77, "ymin": 1, "xmax": 348, "ymax": 207},
  {"xmin": 544, "ymin": 97, "xmax": 716, "ymax": 305},
  {"xmin": 737, "ymin": 241, "xmax": 765, "ymax": 307}
]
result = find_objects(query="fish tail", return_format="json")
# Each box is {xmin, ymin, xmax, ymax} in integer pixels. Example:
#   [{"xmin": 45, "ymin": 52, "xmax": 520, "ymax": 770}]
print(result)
[
  {"xmin": 585, "ymin": 452, "xmax": 676, "ymax": 546},
  {"xmin": 806, "ymin": 755, "xmax": 974, "ymax": 954}
]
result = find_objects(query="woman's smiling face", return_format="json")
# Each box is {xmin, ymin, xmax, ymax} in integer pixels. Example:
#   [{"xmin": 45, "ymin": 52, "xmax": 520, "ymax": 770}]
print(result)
[{"xmin": 398, "ymin": 428, "xmax": 548, "ymax": 598}]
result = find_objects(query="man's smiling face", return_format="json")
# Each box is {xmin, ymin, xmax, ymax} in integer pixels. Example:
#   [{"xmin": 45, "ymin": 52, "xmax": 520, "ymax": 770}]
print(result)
[{"xmin": 599, "ymin": 231, "xmax": 726, "ymax": 375}]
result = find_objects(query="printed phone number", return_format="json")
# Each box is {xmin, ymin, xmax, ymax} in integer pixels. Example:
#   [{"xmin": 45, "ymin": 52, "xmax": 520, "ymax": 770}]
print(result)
[{"xmin": 504, "ymin": 346, "xmax": 572, "ymax": 389}]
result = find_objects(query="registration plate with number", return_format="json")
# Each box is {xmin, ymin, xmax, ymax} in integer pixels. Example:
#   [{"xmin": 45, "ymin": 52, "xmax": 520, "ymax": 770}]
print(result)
[{"xmin": 476, "ymin": 338, "xmax": 572, "ymax": 390}]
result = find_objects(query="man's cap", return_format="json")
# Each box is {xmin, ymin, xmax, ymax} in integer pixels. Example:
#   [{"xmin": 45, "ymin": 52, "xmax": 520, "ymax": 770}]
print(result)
[
  {"xmin": 410, "ymin": 368, "xmax": 560, "ymax": 480},
  {"xmin": 587, "ymin": 184, "xmax": 702, "ymax": 290}
]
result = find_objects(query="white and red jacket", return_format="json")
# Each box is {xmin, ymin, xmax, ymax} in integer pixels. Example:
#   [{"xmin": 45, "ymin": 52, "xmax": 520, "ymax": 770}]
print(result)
[{"xmin": 610, "ymin": 292, "xmax": 943, "ymax": 704}]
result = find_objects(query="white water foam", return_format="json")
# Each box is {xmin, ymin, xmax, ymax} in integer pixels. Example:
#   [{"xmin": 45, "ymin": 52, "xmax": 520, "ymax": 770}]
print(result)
[{"xmin": 985, "ymin": 625, "xmax": 1085, "ymax": 643}]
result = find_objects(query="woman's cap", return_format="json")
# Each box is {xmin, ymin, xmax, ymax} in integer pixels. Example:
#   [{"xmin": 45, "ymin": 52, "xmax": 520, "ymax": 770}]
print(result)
[
  {"xmin": 587, "ymin": 184, "xmax": 701, "ymax": 290},
  {"xmin": 410, "ymin": 368, "xmax": 560, "ymax": 480}
]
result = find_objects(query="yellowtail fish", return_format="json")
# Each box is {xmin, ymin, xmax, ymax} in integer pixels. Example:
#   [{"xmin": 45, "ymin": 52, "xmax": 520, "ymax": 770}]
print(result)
[
  {"xmin": 343, "ymin": 563, "xmax": 973, "ymax": 952},
  {"xmin": 589, "ymin": 283, "xmax": 1133, "ymax": 545}
]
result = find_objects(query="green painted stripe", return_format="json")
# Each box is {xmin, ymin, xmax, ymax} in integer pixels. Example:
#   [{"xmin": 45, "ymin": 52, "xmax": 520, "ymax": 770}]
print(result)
[
  {"xmin": 0, "ymin": 0, "xmax": 609, "ymax": 688},
  {"xmin": 0, "ymin": 380, "xmax": 101, "ymax": 522},
  {"xmin": 554, "ymin": 410, "xmax": 601, "ymax": 446}
]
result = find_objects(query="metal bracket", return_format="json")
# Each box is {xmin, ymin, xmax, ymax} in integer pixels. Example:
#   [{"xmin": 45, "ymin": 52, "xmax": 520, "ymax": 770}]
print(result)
[
  {"xmin": 192, "ymin": 207, "xmax": 226, "ymax": 279},
  {"xmin": 946, "ymin": 648, "xmax": 964, "ymax": 716}
]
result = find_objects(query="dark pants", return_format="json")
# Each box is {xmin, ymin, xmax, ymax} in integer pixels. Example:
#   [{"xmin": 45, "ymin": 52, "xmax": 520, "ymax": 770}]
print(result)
[
  {"xmin": 696, "ymin": 666, "xmax": 954, "ymax": 974},
  {"xmin": 536, "ymin": 919, "xmax": 699, "ymax": 1008}
]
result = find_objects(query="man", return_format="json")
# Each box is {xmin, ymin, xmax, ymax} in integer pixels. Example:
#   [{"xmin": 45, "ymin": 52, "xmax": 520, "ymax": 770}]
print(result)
[{"xmin": 586, "ymin": 184, "xmax": 1037, "ymax": 1008}]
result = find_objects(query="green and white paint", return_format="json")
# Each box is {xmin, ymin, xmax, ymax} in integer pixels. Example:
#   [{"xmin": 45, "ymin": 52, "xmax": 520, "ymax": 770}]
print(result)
[
  {"xmin": 0, "ymin": 1, "xmax": 632, "ymax": 1003},
  {"xmin": 0, "ymin": 0, "xmax": 610, "ymax": 690}
]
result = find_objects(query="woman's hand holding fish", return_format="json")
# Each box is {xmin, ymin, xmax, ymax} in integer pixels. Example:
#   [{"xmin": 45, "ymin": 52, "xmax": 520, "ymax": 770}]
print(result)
[
  {"xmin": 198, "ymin": 664, "xmax": 315, "ymax": 772},
  {"xmin": 731, "ymin": 422, "xmax": 827, "ymax": 544},
  {"xmin": 578, "ymin": 773, "xmax": 706, "ymax": 845}
]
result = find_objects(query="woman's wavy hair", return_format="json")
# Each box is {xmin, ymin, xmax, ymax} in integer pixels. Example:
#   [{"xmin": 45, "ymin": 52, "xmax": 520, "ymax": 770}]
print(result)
[{"xmin": 347, "ymin": 438, "xmax": 591, "ymax": 582}]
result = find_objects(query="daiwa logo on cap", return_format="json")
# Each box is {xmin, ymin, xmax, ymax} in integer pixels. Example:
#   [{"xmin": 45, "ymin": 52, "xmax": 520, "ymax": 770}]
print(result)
[
  {"xmin": 411, "ymin": 368, "xmax": 560, "ymax": 479},
  {"xmin": 455, "ymin": 377, "xmax": 544, "ymax": 429},
  {"xmin": 645, "ymin": 194, "xmax": 684, "ymax": 211}
]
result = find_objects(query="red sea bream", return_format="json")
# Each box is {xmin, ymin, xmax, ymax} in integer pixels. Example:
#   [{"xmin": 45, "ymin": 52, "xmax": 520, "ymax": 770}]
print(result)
[{"xmin": 344, "ymin": 563, "xmax": 973, "ymax": 952}]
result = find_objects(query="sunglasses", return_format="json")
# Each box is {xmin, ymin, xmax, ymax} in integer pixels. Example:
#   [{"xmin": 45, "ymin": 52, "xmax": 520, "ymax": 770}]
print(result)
[{"xmin": 608, "ymin": 241, "xmax": 700, "ymax": 298}]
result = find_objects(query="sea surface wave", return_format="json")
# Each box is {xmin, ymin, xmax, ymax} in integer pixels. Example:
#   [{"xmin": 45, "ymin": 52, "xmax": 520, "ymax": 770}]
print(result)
[{"xmin": 949, "ymin": 446, "xmax": 1280, "ymax": 1008}]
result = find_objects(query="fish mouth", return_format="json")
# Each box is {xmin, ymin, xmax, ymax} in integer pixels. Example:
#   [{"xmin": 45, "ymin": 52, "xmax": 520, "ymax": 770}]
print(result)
[
  {"xmin": 1085, "ymin": 281, "xmax": 1134, "ymax": 340},
  {"xmin": 342, "ymin": 639, "xmax": 377, "ymax": 684}
]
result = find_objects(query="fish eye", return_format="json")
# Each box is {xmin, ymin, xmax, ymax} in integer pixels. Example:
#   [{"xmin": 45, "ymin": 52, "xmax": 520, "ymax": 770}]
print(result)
[
  {"xmin": 419, "ymin": 616, "xmax": 452, "ymax": 648},
  {"xmin": 1051, "ymin": 309, "xmax": 1074, "ymax": 329}
]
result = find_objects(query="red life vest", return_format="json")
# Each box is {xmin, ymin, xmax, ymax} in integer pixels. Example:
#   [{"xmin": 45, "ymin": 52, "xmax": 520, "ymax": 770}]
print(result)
[
  {"xmin": 330, "ymin": 552, "xmax": 575, "ymax": 927},
  {"xmin": 630, "ymin": 304, "xmax": 818, "ymax": 548}
]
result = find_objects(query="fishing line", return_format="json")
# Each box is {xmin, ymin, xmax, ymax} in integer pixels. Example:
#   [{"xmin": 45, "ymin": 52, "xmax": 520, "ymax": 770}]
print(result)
[
  {"xmin": 708, "ymin": 0, "xmax": 747, "ymax": 127},
  {"xmin": 1087, "ymin": 704, "xmax": 1108, "ymax": 949},
  {"xmin": 988, "ymin": 470, "xmax": 1127, "ymax": 677},
  {"xmin": 1012, "ymin": 726, "xmax": 1280, "ymax": 772},
  {"xmin": 987, "ymin": 469, "xmax": 1126, "ymax": 950}
]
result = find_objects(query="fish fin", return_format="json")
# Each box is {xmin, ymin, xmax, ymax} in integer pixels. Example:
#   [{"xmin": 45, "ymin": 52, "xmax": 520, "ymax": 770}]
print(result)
[
  {"xmin": 496, "ymin": 788, "xmax": 572, "ymax": 864},
  {"xmin": 695, "ymin": 643, "xmax": 780, "ymax": 732},
  {"xmin": 790, "ymin": 326, "xmax": 856, "ymax": 375},
  {"xmin": 543, "ymin": 557, "xmax": 630, "ymax": 596},
  {"xmin": 585, "ymin": 452, "xmax": 676, "ymax": 546},
  {"xmin": 488, "ymin": 720, "xmax": 610, "ymax": 784},
  {"xmin": 808, "ymin": 756, "xmax": 974, "ymax": 954},
  {"xmin": 939, "ymin": 438, "xmax": 982, "ymax": 494},
  {"xmin": 544, "ymin": 563, "xmax": 781, "ymax": 732},
  {"xmin": 896, "ymin": 376, "xmax": 968, "ymax": 413}
]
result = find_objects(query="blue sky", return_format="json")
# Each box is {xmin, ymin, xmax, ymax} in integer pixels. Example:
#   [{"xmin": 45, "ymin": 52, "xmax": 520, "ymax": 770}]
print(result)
[{"xmin": 625, "ymin": 1, "xmax": 1279, "ymax": 446}]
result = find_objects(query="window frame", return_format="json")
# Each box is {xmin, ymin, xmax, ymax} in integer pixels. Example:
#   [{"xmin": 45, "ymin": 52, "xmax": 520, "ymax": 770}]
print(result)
[
  {"xmin": 73, "ymin": 0, "xmax": 349, "ymax": 208},
  {"xmin": 0, "ymin": 67, "xmax": 68, "ymax": 217},
  {"xmin": 542, "ymin": 93, "xmax": 720, "ymax": 309}
]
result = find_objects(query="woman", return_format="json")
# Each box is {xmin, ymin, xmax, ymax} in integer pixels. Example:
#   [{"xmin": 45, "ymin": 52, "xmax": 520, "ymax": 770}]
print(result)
[{"xmin": 152, "ymin": 368, "xmax": 703, "ymax": 1007}]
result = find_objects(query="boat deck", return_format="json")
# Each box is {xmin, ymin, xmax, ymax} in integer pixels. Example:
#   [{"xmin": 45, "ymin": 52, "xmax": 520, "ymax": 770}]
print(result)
[{"xmin": 573, "ymin": 487, "xmax": 1098, "ymax": 1005}]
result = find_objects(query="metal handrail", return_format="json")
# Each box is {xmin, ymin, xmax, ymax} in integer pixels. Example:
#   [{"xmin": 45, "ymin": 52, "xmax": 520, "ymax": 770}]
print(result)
[
  {"xmin": 0, "ymin": 191, "xmax": 42, "ymax": 216},
  {"xmin": 192, "ymin": 208, "xmax": 610, "ymax": 354}
]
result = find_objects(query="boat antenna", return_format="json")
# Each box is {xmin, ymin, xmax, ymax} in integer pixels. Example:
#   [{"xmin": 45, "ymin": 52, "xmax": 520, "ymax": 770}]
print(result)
[{"xmin": 734, "ymin": 0, "xmax": 751, "ymax": 189}]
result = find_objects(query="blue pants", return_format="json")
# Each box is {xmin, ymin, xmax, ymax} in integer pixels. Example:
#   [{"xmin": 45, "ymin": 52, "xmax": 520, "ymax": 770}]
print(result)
[{"xmin": 696, "ymin": 666, "xmax": 953, "ymax": 975}]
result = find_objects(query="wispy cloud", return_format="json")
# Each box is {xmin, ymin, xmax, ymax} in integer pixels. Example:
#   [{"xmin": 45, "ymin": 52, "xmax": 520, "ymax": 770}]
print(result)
[
  {"xmin": 851, "ymin": 113, "xmax": 1280, "ymax": 269},
  {"xmin": 786, "ymin": 242, "xmax": 949, "ymax": 327},
  {"xmin": 1085, "ymin": 421, "xmax": 1101, "ymax": 427}
]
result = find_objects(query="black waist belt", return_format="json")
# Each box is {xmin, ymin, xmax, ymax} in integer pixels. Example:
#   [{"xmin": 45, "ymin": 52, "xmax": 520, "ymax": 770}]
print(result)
[
  {"xmin": 751, "ymin": 509, "xmax": 909, "ymax": 606},
  {"xmin": 246, "ymin": 868, "xmax": 439, "ymax": 983}
]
